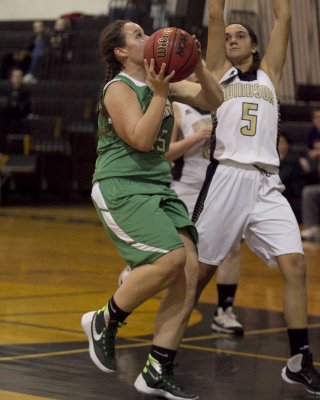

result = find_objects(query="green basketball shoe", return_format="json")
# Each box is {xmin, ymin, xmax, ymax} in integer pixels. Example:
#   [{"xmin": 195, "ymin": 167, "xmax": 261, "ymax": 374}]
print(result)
[
  {"xmin": 81, "ymin": 310, "xmax": 124, "ymax": 373},
  {"xmin": 134, "ymin": 355, "xmax": 199, "ymax": 399}
]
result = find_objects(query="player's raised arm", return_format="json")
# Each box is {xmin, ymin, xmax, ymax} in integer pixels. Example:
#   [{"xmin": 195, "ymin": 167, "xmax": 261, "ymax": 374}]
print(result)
[
  {"xmin": 260, "ymin": 0, "xmax": 291, "ymax": 93},
  {"xmin": 170, "ymin": 57, "xmax": 223, "ymax": 111},
  {"xmin": 206, "ymin": 0, "xmax": 231, "ymax": 79}
]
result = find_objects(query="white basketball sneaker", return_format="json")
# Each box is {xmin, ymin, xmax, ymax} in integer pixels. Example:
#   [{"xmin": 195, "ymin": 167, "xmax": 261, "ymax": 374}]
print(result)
[{"xmin": 211, "ymin": 306, "xmax": 244, "ymax": 336}]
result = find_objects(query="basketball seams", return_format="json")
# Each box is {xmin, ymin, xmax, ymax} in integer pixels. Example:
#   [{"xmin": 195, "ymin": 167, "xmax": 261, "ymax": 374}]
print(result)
[
  {"xmin": 167, "ymin": 27, "xmax": 178, "ymax": 78},
  {"xmin": 176, "ymin": 38, "xmax": 198, "ymax": 80}
]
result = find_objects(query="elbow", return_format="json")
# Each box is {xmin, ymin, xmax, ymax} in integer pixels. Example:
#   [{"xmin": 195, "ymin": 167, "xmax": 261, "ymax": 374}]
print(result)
[
  {"xmin": 276, "ymin": 5, "xmax": 291, "ymax": 23},
  {"xmin": 127, "ymin": 137, "xmax": 153, "ymax": 152},
  {"xmin": 135, "ymin": 143, "xmax": 153, "ymax": 152},
  {"xmin": 129, "ymin": 131, "xmax": 154, "ymax": 152},
  {"xmin": 286, "ymin": 14, "xmax": 292, "ymax": 25},
  {"xmin": 216, "ymin": 92, "xmax": 224, "ymax": 108},
  {"xmin": 279, "ymin": 13, "xmax": 291, "ymax": 24},
  {"xmin": 137, "ymin": 137, "xmax": 158, "ymax": 152},
  {"xmin": 208, "ymin": 92, "xmax": 224, "ymax": 110},
  {"xmin": 166, "ymin": 152, "xmax": 175, "ymax": 162}
]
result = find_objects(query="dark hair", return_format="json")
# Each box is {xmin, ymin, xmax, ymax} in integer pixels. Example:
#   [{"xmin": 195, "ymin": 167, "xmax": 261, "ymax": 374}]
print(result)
[
  {"xmin": 99, "ymin": 19, "xmax": 128, "ymax": 83},
  {"xmin": 229, "ymin": 22, "xmax": 258, "ymax": 45},
  {"xmin": 226, "ymin": 22, "xmax": 261, "ymax": 74}
]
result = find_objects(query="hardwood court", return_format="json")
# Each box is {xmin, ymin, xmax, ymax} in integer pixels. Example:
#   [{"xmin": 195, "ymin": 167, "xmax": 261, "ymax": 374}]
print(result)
[{"xmin": 0, "ymin": 205, "xmax": 319, "ymax": 400}]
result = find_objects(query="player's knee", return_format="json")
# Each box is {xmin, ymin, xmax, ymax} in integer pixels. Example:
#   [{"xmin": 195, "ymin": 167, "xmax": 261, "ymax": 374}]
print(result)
[
  {"xmin": 169, "ymin": 248, "xmax": 186, "ymax": 281},
  {"xmin": 196, "ymin": 262, "xmax": 216, "ymax": 295},
  {"xmin": 291, "ymin": 257, "xmax": 306, "ymax": 283},
  {"xmin": 229, "ymin": 244, "xmax": 241, "ymax": 259},
  {"xmin": 283, "ymin": 255, "xmax": 306, "ymax": 285},
  {"xmin": 159, "ymin": 248, "xmax": 186, "ymax": 286}
]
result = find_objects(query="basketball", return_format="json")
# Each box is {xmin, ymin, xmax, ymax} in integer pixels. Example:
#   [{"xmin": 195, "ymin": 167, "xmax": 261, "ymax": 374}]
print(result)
[{"xmin": 143, "ymin": 27, "xmax": 200, "ymax": 82}]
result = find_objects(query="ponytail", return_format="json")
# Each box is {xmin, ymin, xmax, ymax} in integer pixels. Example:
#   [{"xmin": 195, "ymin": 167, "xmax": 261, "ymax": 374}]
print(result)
[{"xmin": 99, "ymin": 19, "xmax": 128, "ymax": 84}]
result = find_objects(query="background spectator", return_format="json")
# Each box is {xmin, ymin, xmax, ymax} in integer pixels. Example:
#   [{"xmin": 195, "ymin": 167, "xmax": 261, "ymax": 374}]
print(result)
[
  {"xmin": 303, "ymin": 107, "xmax": 320, "ymax": 183},
  {"xmin": 0, "ymin": 49, "xmax": 29, "ymax": 80},
  {"xmin": 40, "ymin": 17, "xmax": 73, "ymax": 79},
  {"xmin": 279, "ymin": 132, "xmax": 312, "ymax": 221},
  {"xmin": 2, "ymin": 67, "xmax": 30, "ymax": 139},
  {"xmin": 307, "ymin": 107, "xmax": 320, "ymax": 154},
  {"xmin": 23, "ymin": 20, "xmax": 49, "ymax": 83},
  {"xmin": 0, "ymin": 20, "xmax": 48, "ymax": 81},
  {"xmin": 300, "ymin": 109, "xmax": 320, "ymax": 241},
  {"xmin": 300, "ymin": 185, "xmax": 320, "ymax": 241},
  {"xmin": 49, "ymin": 17, "xmax": 73, "ymax": 62}
]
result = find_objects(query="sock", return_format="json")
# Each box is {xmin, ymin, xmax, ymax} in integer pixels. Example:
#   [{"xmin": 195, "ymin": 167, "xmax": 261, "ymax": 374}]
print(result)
[
  {"xmin": 288, "ymin": 328, "xmax": 309, "ymax": 356},
  {"xmin": 217, "ymin": 284, "xmax": 237, "ymax": 310},
  {"xmin": 287, "ymin": 354, "xmax": 304, "ymax": 372},
  {"xmin": 150, "ymin": 345, "xmax": 177, "ymax": 365},
  {"xmin": 103, "ymin": 296, "xmax": 131, "ymax": 323}
]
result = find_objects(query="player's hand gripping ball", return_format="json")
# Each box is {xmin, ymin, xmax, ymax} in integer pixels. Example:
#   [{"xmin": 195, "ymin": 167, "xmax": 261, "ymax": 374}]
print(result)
[{"xmin": 143, "ymin": 27, "xmax": 200, "ymax": 82}]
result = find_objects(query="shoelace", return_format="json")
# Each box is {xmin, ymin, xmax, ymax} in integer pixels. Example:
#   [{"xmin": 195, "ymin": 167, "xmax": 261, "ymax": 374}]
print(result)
[
  {"xmin": 159, "ymin": 362, "xmax": 185, "ymax": 391},
  {"xmin": 161, "ymin": 361, "xmax": 177, "ymax": 375},
  {"xmin": 216, "ymin": 312, "xmax": 235, "ymax": 324},
  {"xmin": 225, "ymin": 308, "xmax": 236, "ymax": 320},
  {"xmin": 102, "ymin": 320, "xmax": 126, "ymax": 356}
]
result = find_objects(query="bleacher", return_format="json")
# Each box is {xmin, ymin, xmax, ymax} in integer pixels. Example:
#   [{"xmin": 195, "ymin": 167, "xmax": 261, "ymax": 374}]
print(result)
[
  {"xmin": 0, "ymin": 16, "xmax": 106, "ymax": 204},
  {"xmin": 280, "ymin": 83, "xmax": 320, "ymax": 155},
  {"xmin": 280, "ymin": 104, "xmax": 312, "ymax": 154}
]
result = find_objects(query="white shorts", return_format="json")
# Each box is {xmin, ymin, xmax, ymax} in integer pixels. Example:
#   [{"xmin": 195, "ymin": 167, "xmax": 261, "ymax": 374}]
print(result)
[
  {"xmin": 196, "ymin": 163, "xmax": 303, "ymax": 267},
  {"xmin": 170, "ymin": 180, "xmax": 202, "ymax": 217}
]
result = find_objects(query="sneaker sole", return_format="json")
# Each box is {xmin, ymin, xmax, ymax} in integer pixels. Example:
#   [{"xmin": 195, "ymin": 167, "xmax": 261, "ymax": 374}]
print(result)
[
  {"xmin": 134, "ymin": 373, "xmax": 199, "ymax": 400},
  {"xmin": 81, "ymin": 311, "xmax": 116, "ymax": 373},
  {"xmin": 211, "ymin": 322, "xmax": 244, "ymax": 336},
  {"xmin": 281, "ymin": 367, "xmax": 320, "ymax": 396}
]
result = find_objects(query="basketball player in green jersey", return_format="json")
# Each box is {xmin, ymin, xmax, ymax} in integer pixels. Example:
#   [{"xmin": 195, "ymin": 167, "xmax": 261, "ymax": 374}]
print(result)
[{"xmin": 81, "ymin": 20, "xmax": 223, "ymax": 399}]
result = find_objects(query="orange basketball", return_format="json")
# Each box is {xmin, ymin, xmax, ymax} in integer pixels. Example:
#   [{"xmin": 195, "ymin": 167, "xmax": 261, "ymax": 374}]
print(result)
[{"xmin": 143, "ymin": 27, "xmax": 200, "ymax": 82}]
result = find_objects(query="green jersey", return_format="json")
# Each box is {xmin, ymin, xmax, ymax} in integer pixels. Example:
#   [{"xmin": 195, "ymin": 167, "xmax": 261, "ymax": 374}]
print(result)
[{"xmin": 93, "ymin": 72, "xmax": 174, "ymax": 184}]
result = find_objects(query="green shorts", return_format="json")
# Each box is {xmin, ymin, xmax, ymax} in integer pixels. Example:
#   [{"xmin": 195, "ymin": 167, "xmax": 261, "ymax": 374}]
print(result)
[{"xmin": 91, "ymin": 178, "xmax": 198, "ymax": 268}]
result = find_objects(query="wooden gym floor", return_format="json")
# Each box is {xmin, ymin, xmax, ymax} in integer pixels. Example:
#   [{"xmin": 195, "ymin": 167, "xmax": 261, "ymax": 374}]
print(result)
[{"xmin": 0, "ymin": 205, "xmax": 319, "ymax": 400}]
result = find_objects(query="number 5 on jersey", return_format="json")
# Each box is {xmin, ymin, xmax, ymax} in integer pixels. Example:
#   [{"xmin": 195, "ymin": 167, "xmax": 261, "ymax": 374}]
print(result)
[{"xmin": 241, "ymin": 102, "xmax": 258, "ymax": 136}]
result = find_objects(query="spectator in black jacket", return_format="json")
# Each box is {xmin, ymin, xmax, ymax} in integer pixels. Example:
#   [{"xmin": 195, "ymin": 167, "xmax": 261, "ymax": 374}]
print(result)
[
  {"xmin": 279, "ymin": 132, "xmax": 311, "ymax": 221},
  {"xmin": 300, "ymin": 108, "xmax": 320, "ymax": 240},
  {"xmin": 305, "ymin": 107, "xmax": 320, "ymax": 179},
  {"xmin": 49, "ymin": 17, "xmax": 73, "ymax": 61},
  {"xmin": 40, "ymin": 17, "xmax": 73, "ymax": 79},
  {"xmin": 1, "ymin": 68, "xmax": 30, "ymax": 151},
  {"xmin": 307, "ymin": 107, "xmax": 320, "ymax": 151}
]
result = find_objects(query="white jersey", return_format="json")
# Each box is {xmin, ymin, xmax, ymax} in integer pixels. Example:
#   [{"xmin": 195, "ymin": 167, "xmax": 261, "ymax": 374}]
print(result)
[
  {"xmin": 213, "ymin": 67, "xmax": 280, "ymax": 167},
  {"xmin": 172, "ymin": 102, "xmax": 211, "ymax": 189}
]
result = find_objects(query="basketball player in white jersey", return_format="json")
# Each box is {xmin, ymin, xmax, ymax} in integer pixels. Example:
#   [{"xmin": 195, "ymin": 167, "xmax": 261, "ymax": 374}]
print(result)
[
  {"xmin": 167, "ymin": 84, "xmax": 243, "ymax": 335},
  {"xmin": 193, "ymin": 0, "xmax": 320, "ymax": 395}
]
